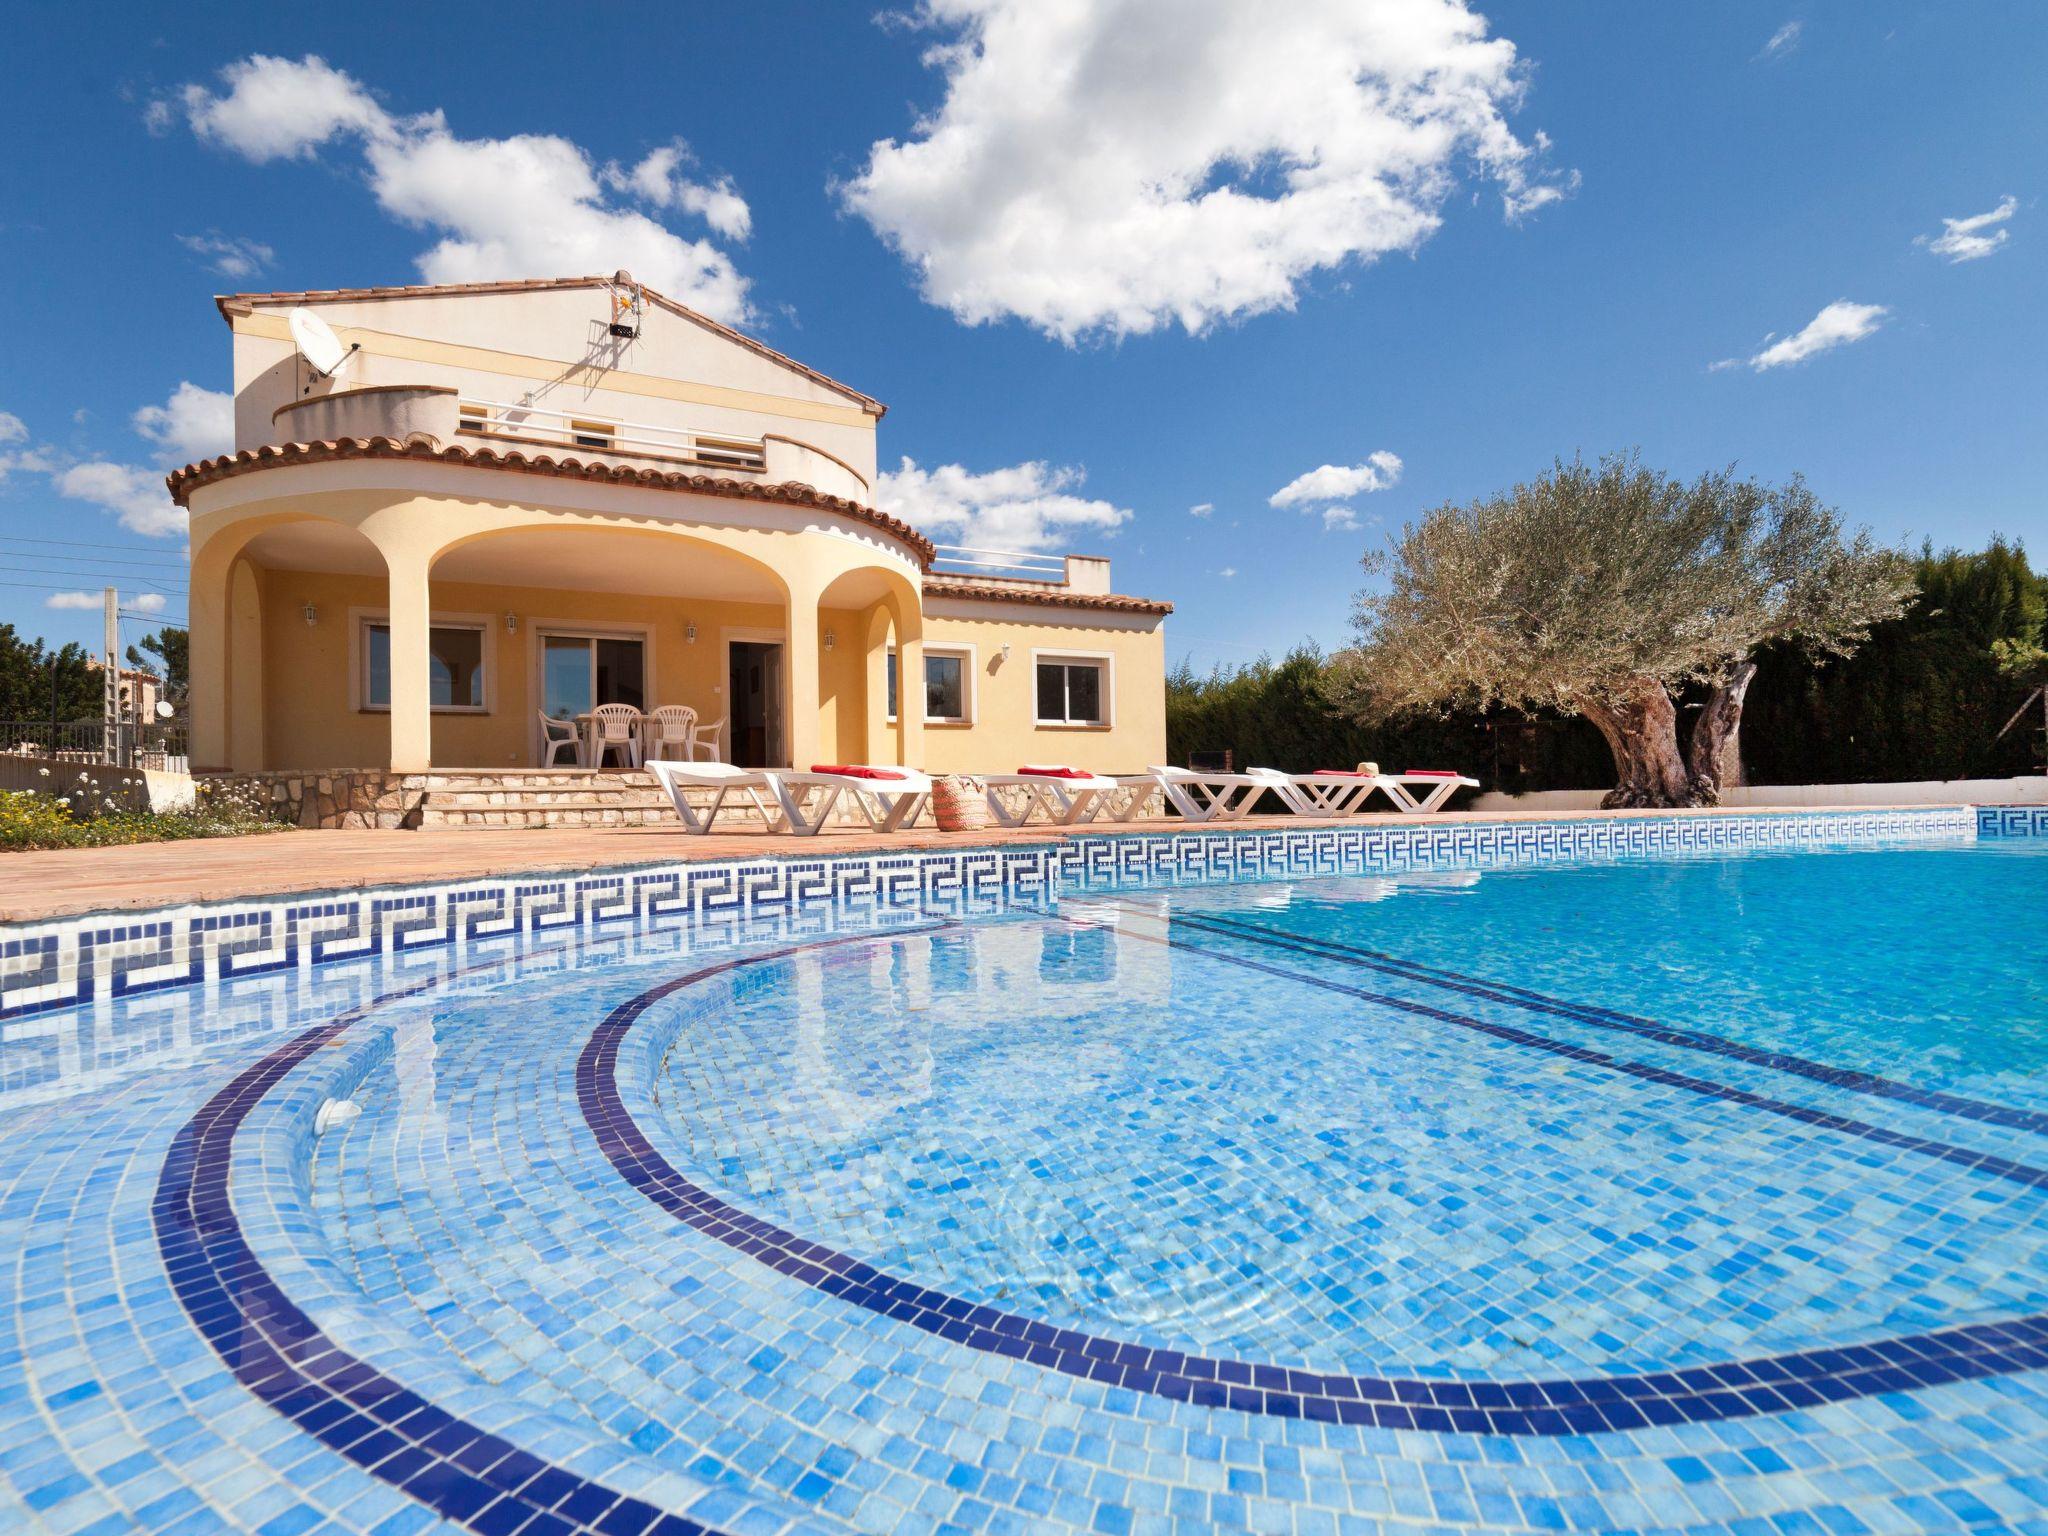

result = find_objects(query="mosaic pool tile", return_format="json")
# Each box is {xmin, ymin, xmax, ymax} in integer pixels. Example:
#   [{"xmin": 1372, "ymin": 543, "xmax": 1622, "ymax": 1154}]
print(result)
[{"xmin": 2, "ymin": 812, "xmax": 2046, "ymax": 1535}]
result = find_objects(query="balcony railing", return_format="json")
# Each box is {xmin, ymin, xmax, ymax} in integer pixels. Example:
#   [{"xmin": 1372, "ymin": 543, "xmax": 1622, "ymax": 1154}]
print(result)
[
  {"xmin": 456, "ymin": 398, "xmax": 768, "ymax": 474},
  {"xmin": 930, "ymin": 545, "xmax": 1067, "ymax": 581}
]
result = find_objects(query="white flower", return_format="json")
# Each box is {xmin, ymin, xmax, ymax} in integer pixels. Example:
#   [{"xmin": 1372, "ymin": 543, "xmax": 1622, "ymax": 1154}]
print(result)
[{"xmin": 37, "ymin": 767, "xmax": 50, "ymax": 778}]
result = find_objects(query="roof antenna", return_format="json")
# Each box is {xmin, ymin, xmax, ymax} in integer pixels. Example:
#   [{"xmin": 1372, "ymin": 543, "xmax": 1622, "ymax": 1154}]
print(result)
[{"xmin": 605, "ymin": 270, "xmax": 643, "ymax": 340}]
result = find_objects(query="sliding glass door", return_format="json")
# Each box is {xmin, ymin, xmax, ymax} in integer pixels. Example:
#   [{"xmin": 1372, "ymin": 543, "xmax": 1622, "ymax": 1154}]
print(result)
[{"xmin": 540, "ymin": 633, "xmax": 646, "ymax": 720}]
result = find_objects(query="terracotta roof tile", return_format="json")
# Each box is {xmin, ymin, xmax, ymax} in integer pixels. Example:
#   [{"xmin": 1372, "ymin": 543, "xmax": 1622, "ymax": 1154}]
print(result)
[
  {"xmin": 165, "ymin": 437, "xmax": 936, "ymax": 566},
  {"xmin": 921, "ymin": 575, "xmax": 1172, "ymax": 616},
  {"xmin": 214, "ymin": 276, "xmax": 886, "ymax": 417}
]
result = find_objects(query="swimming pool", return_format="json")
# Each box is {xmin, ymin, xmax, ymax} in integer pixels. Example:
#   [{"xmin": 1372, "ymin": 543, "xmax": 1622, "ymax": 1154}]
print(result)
[{"xmin": 4, "ymin": 810, "xmax": 2047, "ymax": 1534}]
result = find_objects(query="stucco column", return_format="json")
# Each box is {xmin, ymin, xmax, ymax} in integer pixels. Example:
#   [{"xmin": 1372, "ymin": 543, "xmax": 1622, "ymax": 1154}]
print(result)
[
  {"xmin": 186, "ymin": 540, "xmax": 233, "ymax": 774},
  {"xmin": 382, "ymin": 552, "xmax": 434, "ymax": 772},
  {"xmin": 784, "ymin": 578, "xmax": 823, "ymax": 770},
  {"xmin": 226, "ymin": 561, "xmax": 266, "ymax": 772},
  {"xmin": 894, "ymin": 600, "xmax": 925, "ymax": 770}
]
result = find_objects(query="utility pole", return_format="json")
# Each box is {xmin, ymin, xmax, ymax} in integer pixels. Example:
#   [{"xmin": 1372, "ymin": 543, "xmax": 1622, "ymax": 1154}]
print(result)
[{"xmin": 103, "ymin": 586, "xmax": 119, "ymax": 767}]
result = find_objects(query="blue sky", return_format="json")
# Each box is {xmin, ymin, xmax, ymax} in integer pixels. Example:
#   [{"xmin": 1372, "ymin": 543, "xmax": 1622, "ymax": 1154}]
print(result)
[{"xmin": 1, "ymin": 1, "xmax": 2042, "ymax": 672}]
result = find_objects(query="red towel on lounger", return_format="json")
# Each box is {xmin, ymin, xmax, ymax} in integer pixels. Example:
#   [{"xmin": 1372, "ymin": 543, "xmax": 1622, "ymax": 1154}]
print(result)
[
  {"xmin": 1310, "ymin": 769, "xmax": 1375, "ymax": 777},
  {"xmin": 1018, "ymin": 766, "xmax": 1091, "ymax": 779},
  {"xmin": 809, "ymin": 765, "xmax": 909, "ymax": 781},
  {"xmin": 1403, "ymin": 769, "xmax": 1461, "ymax": 778}
]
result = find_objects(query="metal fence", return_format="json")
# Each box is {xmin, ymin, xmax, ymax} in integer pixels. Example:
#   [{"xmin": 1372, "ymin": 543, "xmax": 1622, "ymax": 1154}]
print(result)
[{"xmin": 1, "ymin": 719, "xmax": 190, "ymax": 773}]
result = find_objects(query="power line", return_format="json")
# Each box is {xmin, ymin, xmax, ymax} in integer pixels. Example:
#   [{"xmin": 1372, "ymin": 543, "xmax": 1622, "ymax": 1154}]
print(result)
[
  {"xmin": 3, "ymin": 551, "xmax": 194, "ymax": 575},
  {"xmin": 0, "ymin": 535, "xmax": 189, "ymax": 562}
]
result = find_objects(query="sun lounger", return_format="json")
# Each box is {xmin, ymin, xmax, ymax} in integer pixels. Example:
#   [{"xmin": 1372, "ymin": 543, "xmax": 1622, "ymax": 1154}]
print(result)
[
  {"xmin": 1245, "ymin": 767, "xmax": 1381, "ymax": 817},
  {"xmin": 1122, "ymin": 765, "xmax": 1271, "ymax": 822},
  {"xmin": 981, "ymin": 766, "xmax": 1126, "ymax": 827},
  {"xmin": 768, "ymin": 765, "xmax": 934, "ymax": 835},
  {"xmin": 1373, "ymin": 769, "xmax": 1480, "ymax": 815},
  {"xmin": 647, "ymin": 760, "xmax": 786, "ymax": 834}
]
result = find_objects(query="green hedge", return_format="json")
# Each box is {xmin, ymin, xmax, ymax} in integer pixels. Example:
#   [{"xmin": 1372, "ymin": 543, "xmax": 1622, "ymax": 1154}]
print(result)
[{"xmin": 1167, "ymin": 541, "xmax": 2047, "ymax": 790}]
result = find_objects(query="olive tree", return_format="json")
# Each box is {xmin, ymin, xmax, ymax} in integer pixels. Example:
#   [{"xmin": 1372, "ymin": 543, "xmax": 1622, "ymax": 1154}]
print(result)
[{"xmin": 1328, "ymin": 453, "xmax": 1916, "ymax": 807}]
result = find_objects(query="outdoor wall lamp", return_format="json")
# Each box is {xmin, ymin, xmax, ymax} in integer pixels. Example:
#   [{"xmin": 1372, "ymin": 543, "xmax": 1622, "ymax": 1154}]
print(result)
[
  {"xmin": 302, "ymin": 602, "xmax": 318, "ymax": 627},
  {"xmin": 684, "ymin": 620, "xmax": 698, "ymax": 644},
  {"xmin": 823, "ymin": 628, "xmax": 837, "ymax": 651},
  {"xmin": 505, "ymin": 613, "xmax": 519, "ymax": 633}
]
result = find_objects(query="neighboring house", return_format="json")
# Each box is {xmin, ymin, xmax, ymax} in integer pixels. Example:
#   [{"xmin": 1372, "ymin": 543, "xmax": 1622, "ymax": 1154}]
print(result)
[
  {"xmin": 85, "ymin": 661, "xmax": 165, "ymax": 725},
  {"xmin": 172, "ymin": 276, "xmax": 1170, "ymax": 776}
]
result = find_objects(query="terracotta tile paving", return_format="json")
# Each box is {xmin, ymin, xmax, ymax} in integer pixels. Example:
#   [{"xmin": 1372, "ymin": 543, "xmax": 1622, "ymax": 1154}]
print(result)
[{"xmin": 0, "ymin": 804, "xmax": 1914, "ymax": 924}]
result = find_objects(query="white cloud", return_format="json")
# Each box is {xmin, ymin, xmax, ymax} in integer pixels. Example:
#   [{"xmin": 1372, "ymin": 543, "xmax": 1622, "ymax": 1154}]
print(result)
[
  {"xmin": 1720, "ymin": 299, "xmax": 1889, "ymax": 373},
  {"xmin": 1188, "ymin": 502, "xmax": 1214, "ymax": 518},
  {"xmin": 47, "ymin": 589, "xmax": 166, "ymax": 613},
  {"xmin": 175, "ymin": 55, "xmax": 753, "ymax": 323},
  {"xmin": 1322, "ymin": 506, "xmax": 1363, "ymax": 531},
  {"xmin": 177, "ymin": 231, "xmax": 275, "ymax": 278},
  {"xmin": 1759, "ymin": 21, "xmax": 1802, "ymax": 60},
  {"xmin": 132, "ymin": 382, "xmax": 234, "ymax": 466},
  {"xmin": 1918, "ymin": 196, "xmax": 2017, "ymax": 263},
  {"xmin": 876, "ymin": 457, "xmax": 1132, "ymax": 551},
  {"xmin": 1217, "ymin": 565, "xmax": 1238, "ymax": 578},
  {"xmin": 0, "ymin": 412, "xmax": 58, "ymax": 481},
  {"xmin": 55, "ymin": 462, "xmax": 186, "ymax": 538},
  {"xmin": 604, "ymin": 144, "xmax": 752, "ymax": 241},
  {"xmin": 840, "ymin": 0, "xmax": 1571, "ymax": 341},
  {"xmin": 180, "ymin": 54, "xmax": 391, "ymax": 161},
  {"xmin": 1268, "ymin": 451, "xmax": 1404, "ymax": 510},
  {"xmin": 0, "ymin": 411, "xmax": 24, "ymax": 445}
]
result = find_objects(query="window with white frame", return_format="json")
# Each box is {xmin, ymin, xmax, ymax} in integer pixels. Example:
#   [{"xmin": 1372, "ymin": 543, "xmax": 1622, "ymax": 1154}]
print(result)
[
  {"xmin": 1035, "ymin": 655, "xmax": 1108, "ymax": 726},
  {"xmin": 362, "ymin": 620, "xmax": 487, "ymax": 711},
  {"xmin": 886, "ymin": 647, "xmax": 973, "ymax": 723}
]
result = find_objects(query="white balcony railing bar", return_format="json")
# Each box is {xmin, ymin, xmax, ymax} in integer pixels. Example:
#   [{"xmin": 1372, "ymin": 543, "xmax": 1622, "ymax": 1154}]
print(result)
[
  {"xmin": 930, "ymin": 544, "xmax": 1067, "ymax": 580},
  {"xmin": 456, "ymin": 399, "xmax": 767, "ymax": 472}
]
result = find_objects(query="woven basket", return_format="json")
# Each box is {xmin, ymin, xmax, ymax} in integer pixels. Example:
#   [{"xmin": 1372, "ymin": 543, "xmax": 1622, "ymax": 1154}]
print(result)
[{"xmin": 930, "ymin": 774, "xmax": 990, "ymax": 832}]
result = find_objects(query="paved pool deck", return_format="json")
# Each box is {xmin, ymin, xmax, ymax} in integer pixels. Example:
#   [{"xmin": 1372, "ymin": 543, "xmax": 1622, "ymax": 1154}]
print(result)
[{"xmin": 0, "ymin": 803, "xmax": 1942, "ymax": 923}]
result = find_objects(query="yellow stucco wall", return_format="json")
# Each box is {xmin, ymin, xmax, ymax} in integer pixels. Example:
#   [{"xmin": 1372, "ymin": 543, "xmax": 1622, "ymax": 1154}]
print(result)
[
  {"xmin": 245, "ymin": 569, "xmax": 1165, "ymax": 773},
  {"xmin": 915, "ymin": 611, "xmax": 1167, "ymax": 777}
]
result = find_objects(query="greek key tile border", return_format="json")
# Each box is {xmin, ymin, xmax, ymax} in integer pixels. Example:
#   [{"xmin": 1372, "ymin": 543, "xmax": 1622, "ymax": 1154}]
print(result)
[
  {"xmin": 1978, "ymin": 804, "xmax": 2048, "ymax": 839},
  {"xmin": 0, "ymin": 806, "xmax": 1998, "ymax": 1022}
]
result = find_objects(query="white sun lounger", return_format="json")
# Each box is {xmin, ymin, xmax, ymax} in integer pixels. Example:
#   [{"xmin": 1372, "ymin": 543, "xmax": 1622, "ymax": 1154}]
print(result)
[
  {"xmin": 981, "ymin": 768, "xmax": 1125, "ymax": 827},
  {"xmin": 1122, "ymin": 765, "xmax": 1271, "ymax": 823},
  {"xmin": 767, "ymin": 766, "xmax": 934, "ymax": 836},
  {"xmin": 1373, "ymin": 770, "xmax": 1480, "ymax": 815},
  {"xmin": 1247, "ymin": 765, "xmax": 1478, "ymax": 816},
  {"xmin": 646, "ymin": 760, "xmax": 787, "ymax": 834},
  {"xmin": 1245, "ymin": 767, "xmax": 1380, "ymax": 817}
]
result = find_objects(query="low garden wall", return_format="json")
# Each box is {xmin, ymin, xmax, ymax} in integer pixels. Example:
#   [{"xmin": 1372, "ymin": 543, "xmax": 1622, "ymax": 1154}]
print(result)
[{"xmin": 1471, "ymin": 775, "xmax": 2048, "ymax": 813}]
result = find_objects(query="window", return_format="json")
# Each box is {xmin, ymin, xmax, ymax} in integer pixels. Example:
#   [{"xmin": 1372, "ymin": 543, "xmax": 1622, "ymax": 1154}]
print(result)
[
  {"xmin": 1036, "ymin": 657, "xmax": 1107, "ymax": 726},
  {"xmin": 458, "ymin": 403, "xmax": 491, "ymax": 437},
  {"xmin": 363, "ymin": 621, "xmax": 487, "ymax": 711},
  {"xmin": 885, "ymin": 647, "xmax": 973, "ymax": 722},
  {"xmin": 569, "ymin": 418, "xmax": 615, "ymax": 450},
  {"xmin": 925, "ymin": 652, "xmax": 967, "ymax": 722}
]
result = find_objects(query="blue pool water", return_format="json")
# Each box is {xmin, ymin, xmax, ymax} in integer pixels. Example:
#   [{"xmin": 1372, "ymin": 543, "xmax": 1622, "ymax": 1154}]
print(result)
[{"xmin": 5, "ymin": 825, "xmax": 2048, "ymax": 1534}]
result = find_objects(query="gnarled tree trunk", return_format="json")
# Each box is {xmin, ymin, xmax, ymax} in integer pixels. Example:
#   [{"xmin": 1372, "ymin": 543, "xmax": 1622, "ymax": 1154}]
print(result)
[
  {"xmin": 1686, "ymin": 660, "xmax": 1755, "ymax": 801},
  {"xmin": 1584, "ymin": 678, "xmax": 1713, "ymax": 809}
]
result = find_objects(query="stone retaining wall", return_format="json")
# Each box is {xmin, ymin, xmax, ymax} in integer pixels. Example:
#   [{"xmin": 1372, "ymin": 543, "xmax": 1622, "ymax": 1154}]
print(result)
[{"xmin": 206, "ymin": 771, "xmax": 428, "ymax": 830}]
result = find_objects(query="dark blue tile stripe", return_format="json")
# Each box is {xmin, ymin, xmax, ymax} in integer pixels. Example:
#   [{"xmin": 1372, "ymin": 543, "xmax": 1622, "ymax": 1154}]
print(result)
[
  {"xmin": 1139, "ymin": 904, "xmax": 2048, "ymax": 1137},
  {"xmin": 152, "ymin": 977, "xmax": 732, "ymax": 1536},
  {"xmin": 1104, "ymin": 919, "xmax": 2048, "ymax": 1193},
  {"xmin": 580, "ymin": 938, "xmax": 2048, "ymax": 1438}
]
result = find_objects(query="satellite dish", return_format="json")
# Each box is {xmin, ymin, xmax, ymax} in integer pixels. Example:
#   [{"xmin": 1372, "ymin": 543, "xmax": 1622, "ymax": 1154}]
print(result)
[
  {"xmin": 154, "ymin": 699, "xmax": 176, "ymax": 721},
  {"xmin": 288, "ymin": 307, "xmax": 354, "ymax": 379}
]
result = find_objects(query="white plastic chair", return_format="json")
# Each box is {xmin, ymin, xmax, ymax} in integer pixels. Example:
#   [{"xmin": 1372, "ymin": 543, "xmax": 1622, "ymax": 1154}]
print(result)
[
  {"xmin": 647, "ymin": 760, "xmax": 785, "ymax": 834},
  {"xmin": 589, "ymin": 703, "xmax": 644, "ymax": 769},
  {"xmin": 539, "ymin": 711, "xmax": 586, "ymax": 768},
  {"xmin": 1120, "ymin": 766, "xmax": 1270, "ymax": 822},
  {"xmin": 642, "ymin": 705, "xmax": 697, "ymax": 762},
  {"xmin": 766, "ymin": 767, "xmax": 934, "ymax": 835},
  {"xmin": 687, "ymin": 714, "xmax": 727, "ymax": 762}
]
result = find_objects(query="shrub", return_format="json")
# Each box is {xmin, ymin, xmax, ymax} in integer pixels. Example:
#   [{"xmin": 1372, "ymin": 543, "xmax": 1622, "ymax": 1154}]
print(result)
[{"xmin": 0, "ymin": 774, "xmax": 288, "ymax": 851}]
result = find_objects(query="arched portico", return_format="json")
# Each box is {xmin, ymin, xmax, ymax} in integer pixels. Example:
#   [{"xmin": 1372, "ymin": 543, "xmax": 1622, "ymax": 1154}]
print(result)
[{"xmin": 183, "ymin": 462, "xmax": 931, "ymax": 772}]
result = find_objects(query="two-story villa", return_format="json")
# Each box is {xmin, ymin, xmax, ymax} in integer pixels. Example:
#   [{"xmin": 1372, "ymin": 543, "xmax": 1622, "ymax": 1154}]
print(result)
[{"xmin": 171, "ymin": 275, "xmax": 1171, "ymax": 797}]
